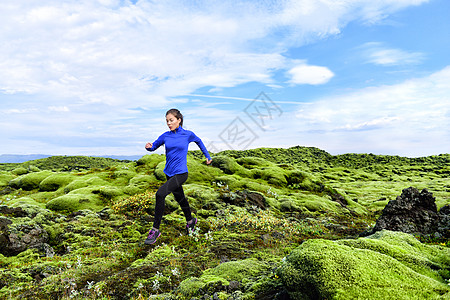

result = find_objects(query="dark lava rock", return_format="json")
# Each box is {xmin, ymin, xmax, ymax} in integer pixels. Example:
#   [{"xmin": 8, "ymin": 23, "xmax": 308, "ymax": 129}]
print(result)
[
  {"xmin": 220, "ymin": 190, "xmax": 267, "ymax": 209},
  {"xmin": 372, "ymin": 187, "xmax": 448, "ymax": 238},
  {"xmin": 5, "ymin": 225, "xmax": 50, "ymax": 256},
  {"xmin": 0, "ymin": 205, "xmax": 28, "ymax": 217},
  {"xmin": 0, "ymin": 212, "xmax": 52, "ymax": 256}
]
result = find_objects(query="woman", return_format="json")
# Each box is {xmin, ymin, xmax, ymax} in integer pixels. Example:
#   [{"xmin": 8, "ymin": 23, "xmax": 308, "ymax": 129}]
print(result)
[{"xmin": 144, "ymin": 108, "xmax": 212, "ymax": 245}]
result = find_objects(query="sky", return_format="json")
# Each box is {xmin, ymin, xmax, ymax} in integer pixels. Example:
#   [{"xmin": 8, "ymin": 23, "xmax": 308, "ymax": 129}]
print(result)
[{"xmin": 1, "ymin": 0, "xmax": 449, "ymax": 158}]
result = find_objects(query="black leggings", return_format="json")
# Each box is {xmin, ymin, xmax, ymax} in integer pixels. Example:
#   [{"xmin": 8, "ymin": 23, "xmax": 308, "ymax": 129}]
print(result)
[{"xmin": 153, "ymin": 172, "xmax": 192, "ymax": 229}]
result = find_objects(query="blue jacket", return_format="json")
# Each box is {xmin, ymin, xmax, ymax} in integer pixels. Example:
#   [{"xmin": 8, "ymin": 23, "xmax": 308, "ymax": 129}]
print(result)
[{"xmin": 146, "ymin": 126, "xmax": 211, "ymax": 177}]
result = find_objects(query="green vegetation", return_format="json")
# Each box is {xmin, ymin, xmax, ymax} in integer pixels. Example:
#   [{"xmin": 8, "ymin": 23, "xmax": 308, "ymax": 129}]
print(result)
[
  {"xmin": 278, "ymin": 230, "xmax": 450, "ymax": 299},
  {"xmin": 0, "ymin": 146, "xmax": 448, "ymax": 299}
]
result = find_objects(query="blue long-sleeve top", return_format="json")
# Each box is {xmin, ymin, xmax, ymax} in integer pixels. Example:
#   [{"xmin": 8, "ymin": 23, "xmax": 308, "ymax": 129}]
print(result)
[{"xmin": 146, "ymin": 126, "xmax": 211, "ymax": 177}]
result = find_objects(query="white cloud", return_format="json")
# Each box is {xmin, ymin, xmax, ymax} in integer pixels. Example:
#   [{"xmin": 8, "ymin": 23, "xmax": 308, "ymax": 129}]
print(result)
[
  {"xmin": 48, "ymin": 106, "xmax": 70, "ymax": 112},
  {"xmin": 293, "ymin": 66, "xmax": 450, "ymax": 156},
  {"xmin": 0, "ymin": 1, "xmax": 429, "ymax": 105},
  {"xmin": 287, "ymin": 63, "xmax": 334, "ymax": 85},
  {"xmin": 360, "ymin": 42, "xmax": 425, "ymax": 66},
  {"xmin": 0, "ymin": 0, "xmax": 435, "ymax": 155}
]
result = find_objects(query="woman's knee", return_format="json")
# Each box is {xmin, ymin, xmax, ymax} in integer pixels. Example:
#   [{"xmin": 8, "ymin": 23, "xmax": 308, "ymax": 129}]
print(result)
[{"xmin": 155, "ymin": 190, "xmax": 166, "ymax": 202}]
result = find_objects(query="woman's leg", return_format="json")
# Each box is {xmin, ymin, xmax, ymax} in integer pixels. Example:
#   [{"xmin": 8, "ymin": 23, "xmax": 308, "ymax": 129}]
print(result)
[
  {"xmin": 172, "ymin": 181, "xmax": 193, "ymax": 222},
  {"xmin": 152, "ymin": 172, "xmax": 188, "ymax": 229}
]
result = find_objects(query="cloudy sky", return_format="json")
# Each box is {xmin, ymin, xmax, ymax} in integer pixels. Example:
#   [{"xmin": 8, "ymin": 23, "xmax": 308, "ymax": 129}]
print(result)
[{"xmin": 1, "ymin": 0, "xmax": 449, "ymax": 157}]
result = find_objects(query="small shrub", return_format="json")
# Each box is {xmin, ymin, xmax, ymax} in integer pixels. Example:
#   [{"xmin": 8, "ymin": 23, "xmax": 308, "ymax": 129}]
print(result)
[{"xmin": 112, "ymin": 190, "xmax": 156, "ymax": 217}]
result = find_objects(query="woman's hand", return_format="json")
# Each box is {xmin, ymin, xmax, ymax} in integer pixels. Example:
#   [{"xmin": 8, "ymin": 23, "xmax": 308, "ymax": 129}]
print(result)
[
  {"xmin": 145, "ymin": 142, "xmax": 153, "ymax": 150},
  {"xmin": 206, "ymin": 158, "xmax": 212, "ymax": 165}
]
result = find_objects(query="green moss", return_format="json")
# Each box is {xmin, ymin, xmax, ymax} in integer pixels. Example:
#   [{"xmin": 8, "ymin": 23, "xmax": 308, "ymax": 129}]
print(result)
[
  {"xmin": 178, "ymin": 258, "xmax": 272, "ymax": 298},
  {"xmin": 250, "ymin": 167, "xmax": 287, "ymax": 187},
  {"xmin": 11, "ymin": 167, "xmax": 28, "ymax": 176},
  {"xmin": 154, "ymin": 161, "xmax": 166, "ymax": 181},
  {"xmin": 211, "ymin": 156, "xmax": 251, "ymax": 177},
  {"xmin": 9, "ymin": 171, "xmax": 52, "ymax": 191},
  {"xmin": 0, "ymin": 172, "xmax": 15, "ymax": 188},
  {"xmin": 236, "ymin": 156, "xmax": 274, "ymax": 168},
  {"xmin": 111, "ymin": 169, "xmax": 137, "ymax": 185},
  {"xmin": 278, "ymin": 230, "xmax": 450, "ymax": 300},
  {"xmin": 186, "ymin": 157, "xmax": 221, "ymax": 183},
  {"xmin": 7, "ymin": 196, "xmax": 47, "ymax": 210},
  {"xmin": 98, "ymin": 186, "xmax": 124, "ymax": 200},
  {"xmin": 20, "ymin": 155, "xmax": 127, "ymax": 171},
  {"xmin": 27, "ymin": 165, "xmax": 41, "ymax": 172},
  {"xmin": 45, "ymin": 188, "xmax": 104, "ymax": 212},
  {"xmin": 123, "ymin": 185, "xmax": 142, "ymax": 195},
  {"xmin": 0, "ymin": 267, "xmax": 33, "ymax": 298},
  {"xmin": 340, "ymin": 230, "xmax": 450, "ymax": 279},
  {"xmin": 183, "ymin": 184, "xmax": 220, "ymax": 209},
  {"xmin": 128, "ymin": 174, "xmax": 155, "ymax": 189},
  {"xmin": 136, "ymin": 154, "xmax": 165, "ymax": 169},
  {"xmin": 63, "ymin": 176, "xmax": 109, "ymax": 193},
  {"xmin": 131, "ymin": 244, "xmax": 178, "ymax": 268},
  {"xmin": 39, "ymin": 173, "xmax": 75, "ymax": 191}
]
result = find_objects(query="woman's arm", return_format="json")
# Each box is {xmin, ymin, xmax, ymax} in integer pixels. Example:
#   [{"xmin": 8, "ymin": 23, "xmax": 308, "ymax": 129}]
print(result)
[
  {"xmin": 145, "ymin": 134, "xmax": 165, "ymax": 152},
  {"xmin": 190, "ymin": 132, "xmax": 212, "ymax": 164}
]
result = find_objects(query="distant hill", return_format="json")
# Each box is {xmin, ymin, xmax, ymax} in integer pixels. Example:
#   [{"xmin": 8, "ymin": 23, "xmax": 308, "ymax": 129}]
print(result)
[
  {"xmin": 0, "ymin": 154, "xmax": 142, "ymax": 163},
  {"xmin": 0, "ymin": 154, "xmax": 52, "ymax": 163}
]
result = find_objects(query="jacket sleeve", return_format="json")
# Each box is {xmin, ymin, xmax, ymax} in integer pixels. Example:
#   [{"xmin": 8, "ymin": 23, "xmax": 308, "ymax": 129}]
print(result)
[
  {"xmin": 147, "ymin": 133, "xmax": 165, "ymax": 152},
  {"xmin": 190, "ymin": 132, "xmax": 211, "ymax": 160}
]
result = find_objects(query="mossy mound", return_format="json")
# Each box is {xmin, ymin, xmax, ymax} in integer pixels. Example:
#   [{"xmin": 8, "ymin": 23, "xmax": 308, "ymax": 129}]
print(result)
[
  {"xmin": 38, "ymin": 173, "xmax": 76, "ymax": 192},
  {"xmin": 136, "ymin": 154, "xmax": 165, "ymax": 169},
  {"xmin": 178, "ymin": 258, "xmax": 272, "ymax": 298},
  {"xmin": 211, "ymin": 155, "xmax": 251, "ymax": 177},
  {"xmin": 20, "ymin": 155, "xmax": 127, "ymax": 171},
  {"xmin": 6, "ymin": 197, "xmax": 47, "ymax": 210},
  {"xmin": 45, "ymin": 188, "xmax": 104, "ymax": 212},
  {"xmin": 63, "ymin": 176, "xmax": 109, "ymax": 193},
  {"xmin": 186, "ymin": 157, "xmax": 221, "ymax": 184},
  {"xmin": 278, "ymin": 230, "xmax": 450, "ymax": 299},
  {"xmin": 8, "ymin": 171, "xmax": 52, "ymax": 190},
  {"xmin": 11, "ymin": 167, "xmax": 28, "ymax": 176},
  {"xmin": 0, "ymin": 173, "xmax": 14, "ymax": 189}
]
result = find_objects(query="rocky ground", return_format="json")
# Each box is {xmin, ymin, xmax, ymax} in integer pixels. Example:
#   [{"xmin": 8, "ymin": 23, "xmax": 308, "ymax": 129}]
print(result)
[{"xmin": 0, "ymin": 147, "xmax": 449, "ymax": 299}]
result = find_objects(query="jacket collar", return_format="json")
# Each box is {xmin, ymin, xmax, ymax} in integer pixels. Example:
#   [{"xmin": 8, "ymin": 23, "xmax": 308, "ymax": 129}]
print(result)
[{"xmin": 171, "ymin": 126, "xmax": 183, "ymax": 133}]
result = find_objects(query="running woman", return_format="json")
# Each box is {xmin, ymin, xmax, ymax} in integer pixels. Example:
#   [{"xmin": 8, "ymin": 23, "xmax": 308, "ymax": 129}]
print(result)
[{"xmin": 144, "ymin": 108, "xmax": 212, "ymax": 245}]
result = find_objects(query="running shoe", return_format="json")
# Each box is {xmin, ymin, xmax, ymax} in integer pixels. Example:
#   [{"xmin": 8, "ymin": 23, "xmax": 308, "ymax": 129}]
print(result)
[
  {"xmin": 144, "ymin": 228, "xmax": 161, "ymax": 245},
  {"xmin": 186, "ymin": 217, "xmax": 197, "ymax": 234}
]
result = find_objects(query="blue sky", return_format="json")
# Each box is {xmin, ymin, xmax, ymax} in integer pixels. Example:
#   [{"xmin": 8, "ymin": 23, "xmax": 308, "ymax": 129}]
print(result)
[{"xmin": 1, "ymin": 0, "xmax": 449, "ymax": 157}]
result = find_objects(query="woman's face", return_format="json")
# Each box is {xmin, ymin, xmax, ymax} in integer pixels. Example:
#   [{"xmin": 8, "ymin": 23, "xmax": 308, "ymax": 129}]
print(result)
[{"xmin": 166, "ymin": 113, "xmax": 181, "ymax": 131}]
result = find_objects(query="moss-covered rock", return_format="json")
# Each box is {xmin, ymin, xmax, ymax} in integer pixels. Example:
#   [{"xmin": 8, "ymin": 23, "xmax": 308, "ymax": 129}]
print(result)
[
  {"xmin": 277, "ymin": 230, "xmax": 450, "ymax": 299},
  {"xmin": 154, "ymin": 161, "xmax": 166, "ymax": 181},
  {"xmin": 250, "ymin": 167, "xmax": 287, "ymax": 187},
  {"xmin": 136, "ymin": 154, "xmax": 165, "ymax": 169},
  {"xmin": 8, "ymin": 171, "xmax": 52, "ymax": 191},
  {"xmin": 183, "ymin": 184, "xmax": 220, "ymax": 209},
  {"xmin": 45, "ymin": 187, "xmax": 104, "ymax": 212},
  {"xmin": 111, "ymin": 169, "xmax": 137, "ymax": 185},
  {"xmin": 0, "ymin": 173, "xmax": 14, "ymax": 189},
  {"xmin": 98, "ymin": 186, "xmax": 124, "ymax": 200},
  {"xmin": 11, "ymin": 167, "xmax": 28, "ymax": 176},
  {"xmin": 128, "ymin": 174, "xmax": 156, "ymax": 190},
  {"xmin": 63, "ymin": 176, "xmax": 109, "ymax": 193},
  {"xmin": 39, "ymin": 173, "xmax": 75, "ymax": 192},
  {"xmin": 236, "ymin": 156, "xmax": 274, "ymax": 169},
  {"xmin": 211, "ymin": 156, "xmax": 250, "ymax": 177},
  {"xmin": 6, "ymin": 197, "xmax": 47, "ymax": 210},
  {"xmin": 178, "ymin": 258, "xmax": 272, "ymax": 298}
]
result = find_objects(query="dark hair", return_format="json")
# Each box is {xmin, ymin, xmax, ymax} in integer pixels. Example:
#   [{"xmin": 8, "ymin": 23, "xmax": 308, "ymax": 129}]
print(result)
[{"xmin": 166, "ymin": 108, "xmax": 183, "ymax": 127}]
